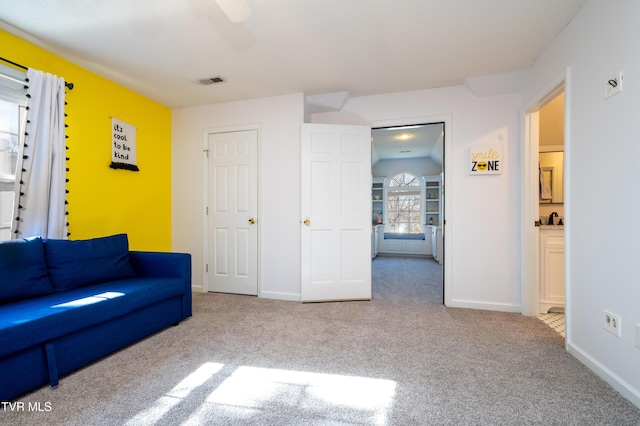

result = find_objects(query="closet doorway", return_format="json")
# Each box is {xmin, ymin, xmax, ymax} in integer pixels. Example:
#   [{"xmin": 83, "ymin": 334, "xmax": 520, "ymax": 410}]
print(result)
[{"xmin": 371, "ymin": 121, "xmax": 445, "ymax": 304}]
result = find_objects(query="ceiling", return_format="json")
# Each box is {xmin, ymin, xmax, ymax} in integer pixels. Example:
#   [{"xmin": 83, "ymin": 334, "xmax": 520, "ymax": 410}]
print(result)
[
  {"xmin": 0, "ymin": 0, "xmax": 587, "ymax": 109},
  {"xmin": 372, "ymin": 123, "xmax": 443, "ymax": 165}
]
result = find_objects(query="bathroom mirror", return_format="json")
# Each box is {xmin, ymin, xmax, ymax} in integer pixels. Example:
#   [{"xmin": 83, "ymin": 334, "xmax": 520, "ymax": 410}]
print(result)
[{"xmin": 539, "ymin": 151, "xmax": 564, "ymax": 204}]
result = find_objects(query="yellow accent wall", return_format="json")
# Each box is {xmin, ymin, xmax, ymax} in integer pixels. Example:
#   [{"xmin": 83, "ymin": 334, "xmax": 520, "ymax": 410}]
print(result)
[{"xmin": 1, "ymin": 29, "xmax": 172, "ymax": 251}]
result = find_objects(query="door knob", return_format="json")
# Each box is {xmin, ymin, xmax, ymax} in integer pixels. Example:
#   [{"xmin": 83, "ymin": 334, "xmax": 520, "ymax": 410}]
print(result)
[
  {"xmin": 303, "ymin": 218, "xmax": 310, "ymax": 225},
  {"xmin": 248, "ymin": 217, "xmax": 256, "ymax": 224}
]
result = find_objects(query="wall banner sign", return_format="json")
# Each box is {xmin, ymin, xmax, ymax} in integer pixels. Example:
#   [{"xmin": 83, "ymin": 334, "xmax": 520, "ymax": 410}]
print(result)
[
  {"xmin": 468, "ymin": 144, "xmax": 503, "ymax": 175},
  {"xmin": 110, "ymin": 117, "xmax": 139, "ymax": 171}
]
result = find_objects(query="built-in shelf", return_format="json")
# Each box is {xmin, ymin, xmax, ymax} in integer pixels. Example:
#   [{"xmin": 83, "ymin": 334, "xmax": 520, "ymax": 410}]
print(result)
[
  {"xmin": 372, "ymin": 177, "xmax": 385, "ymax": 225},
  {"xmin": 423, "ymin": 175, "xmax": 441, "ymax": 226}
]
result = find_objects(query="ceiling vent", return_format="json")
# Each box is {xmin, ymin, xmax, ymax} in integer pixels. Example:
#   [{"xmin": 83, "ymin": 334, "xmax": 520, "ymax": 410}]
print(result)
[{"xmin": 198, "ymin": 76, "xmax": 226, "ymax": 85}]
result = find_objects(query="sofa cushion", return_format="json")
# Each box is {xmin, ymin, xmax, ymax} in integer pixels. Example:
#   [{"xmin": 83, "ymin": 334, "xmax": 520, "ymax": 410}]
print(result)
[
  {"xmin": 0, "ymin": 237, "xmax": 53, "ymax": 304},
  {"xmin": 0, "ymin": 276, "xmax": 185, "ymax": 357},
  {"xmin": 44, "ymin": 234, "xmax": 136, "ymax": 292}
]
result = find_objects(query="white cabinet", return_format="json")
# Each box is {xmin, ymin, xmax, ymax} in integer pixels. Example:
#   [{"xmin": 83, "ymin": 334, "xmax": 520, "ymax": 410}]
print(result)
[
  {"xmin": 379, "ymin": 235, "xmax": 429, "ymax": 256},
  {"xmin": 371, "ymin": 226, "xmax": 379, "ymax": 259},
  {"xmin": 539, "ymin": 227, "xmax": 565, "ymax": 313},
  {"xmin": 431, "ymin": 226, "xmax": 443, "ymax": 264}
]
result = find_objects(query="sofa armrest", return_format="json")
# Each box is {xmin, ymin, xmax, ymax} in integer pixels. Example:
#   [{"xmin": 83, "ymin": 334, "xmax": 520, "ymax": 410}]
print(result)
[{"xmin": 129, "ymin": 251, "xmax": 192, "ymax": 318}]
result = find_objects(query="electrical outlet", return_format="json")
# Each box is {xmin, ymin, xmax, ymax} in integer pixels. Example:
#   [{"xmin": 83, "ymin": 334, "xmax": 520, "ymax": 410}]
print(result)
[
  {"xmin": 636, "ymin": 324, "xmax": 640, "ymax": 349},
  {"xmin": 603, "ymin": 310, "xmax": 621, "ymax": 337},
  {"xmin": 604, "ymin": 71, "xmax": 623, "ymax": 99}
]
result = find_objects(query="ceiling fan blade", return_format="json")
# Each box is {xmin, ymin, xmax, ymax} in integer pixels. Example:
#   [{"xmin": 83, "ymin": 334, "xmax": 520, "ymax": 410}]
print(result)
[{"xmin": 215, "ymin": 0, "xmax": 253, "ymax": 23}]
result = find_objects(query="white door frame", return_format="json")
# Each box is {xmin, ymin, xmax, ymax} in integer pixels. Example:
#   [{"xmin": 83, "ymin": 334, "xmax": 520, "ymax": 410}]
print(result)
[
  {"xmin": 521, "ymin": 68, "xmax": 570, "ymax": 344},
  {"xmin": 371, "ymin": 114, "xmax": 452, "ymax": 305},
  {"xmin": 202, "ymin": 124, "xmax": 261, "ymax": 294}
]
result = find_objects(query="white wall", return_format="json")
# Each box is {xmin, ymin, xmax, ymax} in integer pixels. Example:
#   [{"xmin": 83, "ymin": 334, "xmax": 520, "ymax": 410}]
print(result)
[
  {"xmin": 312, "ymin": 86, "xmax": 522, "ymax": 312},
  {"xmin": 523, "ymin": 0, "xmax": 640, "ymax": 407},
  {"xmin": 172, "ymin": 93, "xmax": 305, "ymax": 300}
]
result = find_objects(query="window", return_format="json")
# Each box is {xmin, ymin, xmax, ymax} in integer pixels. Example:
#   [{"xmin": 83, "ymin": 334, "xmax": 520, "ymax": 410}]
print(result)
[
  {"xmin": 385, "ymin": 172, "xmax": 423, "ymax": 234},
  {"xmin": 0, "ymin": 65, "xmax": 28, "ymax": 241}
]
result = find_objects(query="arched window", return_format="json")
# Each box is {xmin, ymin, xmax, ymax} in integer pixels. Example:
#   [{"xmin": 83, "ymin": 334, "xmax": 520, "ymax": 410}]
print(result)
[{"xmin": 385, "ymin": 172, "xmax": 423, "ymax": 234}]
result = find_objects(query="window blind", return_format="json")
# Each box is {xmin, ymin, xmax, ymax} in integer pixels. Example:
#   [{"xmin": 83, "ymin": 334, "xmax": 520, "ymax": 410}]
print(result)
[{"xmin": 0, "ymin": 64, "xmax": 28, "ymax": 105}]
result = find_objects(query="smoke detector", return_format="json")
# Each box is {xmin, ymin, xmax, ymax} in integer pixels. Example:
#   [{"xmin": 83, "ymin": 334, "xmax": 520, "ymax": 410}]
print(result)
[{"xmin": 198, "ymin": 76, "xmax": 226, "ymax": 85}]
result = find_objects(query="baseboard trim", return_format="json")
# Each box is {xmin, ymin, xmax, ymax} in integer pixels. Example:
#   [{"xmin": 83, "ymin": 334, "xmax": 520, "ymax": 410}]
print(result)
[
  {"xmin": 447, "ymin": 298, "xmax": 521, "ymax": 313},
  {"xmin": 568, "ymin": 341, "xmax": 640, "ymax": 409},
  {"xmin": 259, "ymin": 291, "xmax": 301, "ymax": 302},
  {"xmin": 191, "ymin": 286, "xmax": 299, "ymax": 301}
]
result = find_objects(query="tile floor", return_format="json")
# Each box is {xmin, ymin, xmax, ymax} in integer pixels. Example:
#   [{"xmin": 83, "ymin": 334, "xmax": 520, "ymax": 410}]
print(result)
[{"xmin": 538, "ymin": 313, "xmax": 565, "ymax": 337}]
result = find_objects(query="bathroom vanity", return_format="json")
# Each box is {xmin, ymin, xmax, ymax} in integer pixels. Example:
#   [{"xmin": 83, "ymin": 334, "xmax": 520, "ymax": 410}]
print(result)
[{"xmin": 539, "ymin": 225, "xmax": 565, "ymax": 313}]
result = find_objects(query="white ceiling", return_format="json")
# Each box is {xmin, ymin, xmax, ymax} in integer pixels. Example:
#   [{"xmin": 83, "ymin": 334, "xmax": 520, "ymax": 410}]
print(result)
[
  {"xmin": 372, "ymin": 123, "xmax": 443, "ymax": 165},
  {"xmin": 0, "ymin": 0, "xmax": 587, "ymax": 109}
]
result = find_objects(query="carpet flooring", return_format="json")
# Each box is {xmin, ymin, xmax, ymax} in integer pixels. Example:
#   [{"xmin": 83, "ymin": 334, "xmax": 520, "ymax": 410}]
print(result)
[{"xmin": 3, "ymin": 256, "xmax": 639, "ymax": 425}]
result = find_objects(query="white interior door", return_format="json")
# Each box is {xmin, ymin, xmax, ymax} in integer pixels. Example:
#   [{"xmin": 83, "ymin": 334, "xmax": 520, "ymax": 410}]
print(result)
[
  {"xmin": 207, "ymin": 130, "xmax": 258, "ymax": 295},
  {"xmin": 301, "ymin": 123, "xmax": 372, "ymax": 302}
]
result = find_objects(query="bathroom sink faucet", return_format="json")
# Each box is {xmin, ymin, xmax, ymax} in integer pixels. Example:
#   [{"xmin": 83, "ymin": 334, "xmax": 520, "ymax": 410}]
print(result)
[{"xmin": 548, "ymin": 212, "xmax": 558, "ymax": 225}]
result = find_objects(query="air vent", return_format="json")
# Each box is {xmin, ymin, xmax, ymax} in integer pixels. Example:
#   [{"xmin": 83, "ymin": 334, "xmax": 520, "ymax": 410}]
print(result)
[{"xmin": 198, "ymin": 76, "xmax": 226, "ymax": 85}]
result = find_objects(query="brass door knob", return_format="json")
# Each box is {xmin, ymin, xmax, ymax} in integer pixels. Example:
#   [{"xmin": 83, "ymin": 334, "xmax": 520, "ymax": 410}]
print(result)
[
  {"xmin": 303, "ymin": 218, "xmax": 310, "ymax": 225},
  {"xmin": 248, "ymin": 217, "xmax": 256, "ymax": 224}
]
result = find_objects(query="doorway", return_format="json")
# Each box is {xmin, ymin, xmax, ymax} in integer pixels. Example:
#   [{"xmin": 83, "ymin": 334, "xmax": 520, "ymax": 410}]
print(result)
[
  {"xmin": 522, "ymin": 69, "xmax": 569, "ymax": 342},
  {"xmin": 371, "ymin": 122, "xmax": 445, "ymax": 303}
]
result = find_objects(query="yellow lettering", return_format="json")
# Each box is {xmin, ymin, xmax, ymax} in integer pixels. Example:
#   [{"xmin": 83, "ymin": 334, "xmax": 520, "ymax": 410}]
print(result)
[{"xmin": 472, "ymin": 148, "xmax": 499, "ymax": 161}]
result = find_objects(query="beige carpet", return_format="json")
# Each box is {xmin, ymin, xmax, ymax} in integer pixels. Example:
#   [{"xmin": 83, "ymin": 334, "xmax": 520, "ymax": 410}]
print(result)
[{"xmin": 3, "ymin": 257, "xmax": 640, "ymax": 425}]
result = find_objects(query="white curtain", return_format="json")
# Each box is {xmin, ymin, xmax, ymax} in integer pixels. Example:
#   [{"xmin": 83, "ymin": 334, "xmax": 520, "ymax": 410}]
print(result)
[{"xmin": 12, "ymin": 69, "xmax": 67, "ymax": 239}]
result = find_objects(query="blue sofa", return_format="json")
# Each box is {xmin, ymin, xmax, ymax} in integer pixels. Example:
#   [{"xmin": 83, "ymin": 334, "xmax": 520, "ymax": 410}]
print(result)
[{"xmin": 0, "ymin": 234, "xmax": 192, "ymax": 401}]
